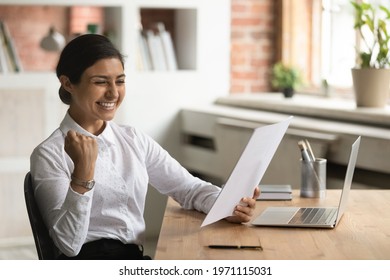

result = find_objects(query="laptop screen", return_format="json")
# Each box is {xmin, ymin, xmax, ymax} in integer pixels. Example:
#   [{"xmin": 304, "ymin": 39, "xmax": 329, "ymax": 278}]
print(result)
[{"xmin": 335, "ymin": 136, "xmax": 361, "ymax": 226}]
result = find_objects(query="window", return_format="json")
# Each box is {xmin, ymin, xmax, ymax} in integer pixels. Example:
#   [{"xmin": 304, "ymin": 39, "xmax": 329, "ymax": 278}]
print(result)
[
  {"xmin": 321, "ymin": 0, "xmax": 355, "ymax": 89},
  {"xmin": 322, "ymin": 0, "xmax": 390, "ymax": 90},
  {"xmin": 278, "ymin": 0, "xmax": 390, "ymax": 96}
]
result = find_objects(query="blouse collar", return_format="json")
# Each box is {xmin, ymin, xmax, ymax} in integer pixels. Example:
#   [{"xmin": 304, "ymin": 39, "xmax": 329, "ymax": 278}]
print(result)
[{"xmin": 59, "ymin": 111, "xmax": 116, "ymax": 147}]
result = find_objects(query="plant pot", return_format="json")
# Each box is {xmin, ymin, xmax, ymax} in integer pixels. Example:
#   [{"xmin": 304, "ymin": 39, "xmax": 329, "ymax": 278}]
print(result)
[
  {"xmin": 351, "ymin": 68, "xmax": 390, "ymax": 108},
  {"xmin": 282, "ymin": 88, "xmax": 294, "ymax": 98}
]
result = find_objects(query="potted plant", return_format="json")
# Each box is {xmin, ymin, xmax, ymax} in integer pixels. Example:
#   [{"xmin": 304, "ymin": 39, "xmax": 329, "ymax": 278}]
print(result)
[
  {"xmin": 271, "ymin": 62, "xmax": 301, "ymax": 98},
  {"xmin": 351, "ymin": 1, "xmax": 390, "ymax": 107}
]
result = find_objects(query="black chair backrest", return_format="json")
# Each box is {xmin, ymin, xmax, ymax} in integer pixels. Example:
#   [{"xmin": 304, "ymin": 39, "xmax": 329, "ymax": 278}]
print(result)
[{"xmin": 24, "ymin": 172, "xmax": 56, "ymax": 260}]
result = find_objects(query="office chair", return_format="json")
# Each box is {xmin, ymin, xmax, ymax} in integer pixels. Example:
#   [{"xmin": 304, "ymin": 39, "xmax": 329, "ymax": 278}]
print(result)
[{"xmin": 24, "ymin": 172, "xmax": 56, "ymax": 260}]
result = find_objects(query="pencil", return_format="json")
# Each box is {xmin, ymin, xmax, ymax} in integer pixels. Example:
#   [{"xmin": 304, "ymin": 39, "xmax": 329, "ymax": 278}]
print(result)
[{"xmin": 208, "ymin": 245, "xmax": 263, "ymax": 250}]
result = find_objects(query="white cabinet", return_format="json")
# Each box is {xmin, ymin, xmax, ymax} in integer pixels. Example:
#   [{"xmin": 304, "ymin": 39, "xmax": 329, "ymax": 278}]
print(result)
[{"xmin": 180, "ymin": 104, "xmax": 390, "ymax": 190}]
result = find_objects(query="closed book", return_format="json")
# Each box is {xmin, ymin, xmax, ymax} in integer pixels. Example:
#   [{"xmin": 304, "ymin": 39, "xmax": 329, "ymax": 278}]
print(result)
[
  {"xmin": 257, "ymin": 184, "xmax": 292, "ymax": 201},
  {"xmin": 0, "ymin": 26, "xmax": 8, "ymax": 73},
  {"xmin": 0, "ymin": 21, "xmax": 12, "ymax": 72},
  {"xmin": 156, "ymin": 22, "xmax": 177, "ymax": 71},
  {"xmin": 145, "ymin": 30, "xmax": 167, "ymax": 71},
  {"xmin": 0, "ymin": 21, "xmax": 22, "ymax": 72},
  {"xmin": 137, "ymin": 30, "xmax": 153, "ymax": 71}
]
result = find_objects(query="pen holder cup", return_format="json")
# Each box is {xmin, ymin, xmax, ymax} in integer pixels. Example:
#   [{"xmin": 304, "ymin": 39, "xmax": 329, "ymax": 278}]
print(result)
[{"xmin": 300, "ymin": 158, "xmax": 326, "ymax": 198}]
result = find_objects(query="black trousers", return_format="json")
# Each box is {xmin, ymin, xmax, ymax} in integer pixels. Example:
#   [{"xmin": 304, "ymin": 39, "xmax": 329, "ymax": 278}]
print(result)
[{"xmin": 58, "ymin": 239, "xmax": 151, "ymax": 260}]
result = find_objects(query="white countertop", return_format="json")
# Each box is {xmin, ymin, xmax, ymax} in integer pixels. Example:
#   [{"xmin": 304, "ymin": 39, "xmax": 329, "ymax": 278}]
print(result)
[{"xmin": 215, "ymin": 93, "xmax": 390, "ymax": 128}]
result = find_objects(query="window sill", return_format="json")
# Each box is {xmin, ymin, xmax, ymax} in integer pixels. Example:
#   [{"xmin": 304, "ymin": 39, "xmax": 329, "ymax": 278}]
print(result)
[{"xmin": 215, "ymin": 93, "xmax": 390, "ymax": 128}]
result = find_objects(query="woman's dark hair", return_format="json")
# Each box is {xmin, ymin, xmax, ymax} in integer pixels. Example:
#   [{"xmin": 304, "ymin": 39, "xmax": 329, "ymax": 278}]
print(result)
[{"xmin": 56, "ymin": 34, "xmax": 125, "ymax": 105}]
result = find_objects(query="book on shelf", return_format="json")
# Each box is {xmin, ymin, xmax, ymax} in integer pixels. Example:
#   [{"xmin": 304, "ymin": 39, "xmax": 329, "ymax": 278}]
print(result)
[
  {"xmin": 156, "ymin": 22, "xmax": 177, "ymax": 71},
  {"xmin": 0, "ymin": 29, "xmax": 8, "ymax": 73},
  {"xmin": 137, "ymin": 22, "xmax": 178, "ymax": 71},
  {"xmin": 137, "ymin": 30, "xmax": 153, "ymax": 71},
  {"xmin": 0, "ymin": 21, "xmax": 23, "ymax": 73},
  {"xmin": 257, "ymin": 184, "xmax": 293, "ymax": 201},
  {"xmin": 0, "ymin": 21, "xmax": 12, "ymax": 73},
  {"xmin": 145, "ymin": 29, "xmax": 167, "ymax": 71}
]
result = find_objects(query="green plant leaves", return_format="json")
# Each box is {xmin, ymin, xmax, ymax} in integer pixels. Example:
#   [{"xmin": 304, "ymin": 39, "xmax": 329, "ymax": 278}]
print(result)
[
  {"xmin": 271, "ymin": 62, "xmax": 301, "ymax": 90},
  {"xmin": 351, "ymin": 1, "xmax": 390, "ymax": 68}
]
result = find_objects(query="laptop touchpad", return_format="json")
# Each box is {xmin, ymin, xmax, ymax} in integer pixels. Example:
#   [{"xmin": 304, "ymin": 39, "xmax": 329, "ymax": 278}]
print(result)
[{"xmin": 254, "ymin": 207, "xmax": 299, "ymax": 224}]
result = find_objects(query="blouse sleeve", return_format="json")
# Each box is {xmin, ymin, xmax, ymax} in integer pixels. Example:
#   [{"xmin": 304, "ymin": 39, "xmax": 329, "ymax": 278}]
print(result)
[
  {"xmin": 136, "ymin": 129, "xmax": 221, "ymax": 214},
  {"xmin": 30, "ymin": 141, "xmax": 93, "ymax": 257}
]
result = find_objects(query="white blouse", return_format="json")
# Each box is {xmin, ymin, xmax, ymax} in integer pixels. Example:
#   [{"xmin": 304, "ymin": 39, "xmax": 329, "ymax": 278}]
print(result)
[{"xmin": 30, "ymin": 112, "xmax": 220, "ymax": 257}]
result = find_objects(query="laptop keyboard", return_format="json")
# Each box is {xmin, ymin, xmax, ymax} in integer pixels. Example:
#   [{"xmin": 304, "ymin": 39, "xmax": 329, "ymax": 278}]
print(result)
[{"xmin": 288, "ymin": 207, "xmax": 337, "ymax": 225}]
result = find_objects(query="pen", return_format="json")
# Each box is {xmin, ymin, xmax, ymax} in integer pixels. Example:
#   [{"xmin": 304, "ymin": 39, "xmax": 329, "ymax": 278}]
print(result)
[
  {"xmin": 299, "ymin": 139, "xmax": 324, "ymax": 188},
  {"xmin": 208, "ymin": 245, "xmax": 263, "ymax": 250},
  {"xmin": 304, "ymin": 139, "xmax": 316, "ymax": 161},
  {"xmin": 298, "ymin": 140, "xmax": 312, "ymax": 162}
]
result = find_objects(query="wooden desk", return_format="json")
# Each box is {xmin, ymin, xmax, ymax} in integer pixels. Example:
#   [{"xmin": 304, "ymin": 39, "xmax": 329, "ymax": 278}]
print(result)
[{"xmin": 155, "ymin": 190, "xmax": 390, "ymax": 260}]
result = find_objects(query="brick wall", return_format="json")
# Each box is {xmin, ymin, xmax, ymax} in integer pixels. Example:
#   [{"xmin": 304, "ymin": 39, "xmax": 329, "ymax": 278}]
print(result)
[{"xmin": 230, "ymin": 0, "xmax": 276, "ymax": 93}]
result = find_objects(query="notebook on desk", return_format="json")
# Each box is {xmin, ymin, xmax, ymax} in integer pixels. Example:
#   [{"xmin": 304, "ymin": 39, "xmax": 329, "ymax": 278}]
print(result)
[{"xmin": 252, "ymin": 136, "xmax": 361, "ymax": 229}]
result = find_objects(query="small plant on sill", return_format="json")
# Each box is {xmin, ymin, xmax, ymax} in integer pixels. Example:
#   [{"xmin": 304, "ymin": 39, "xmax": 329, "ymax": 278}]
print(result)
[
  {"xmin": 351, "ymin": 1, "xmax": 390, "ymax": 69},
  {"xmin": 271, "ymin": 62, "xmax": 301, "ymax": 98}
]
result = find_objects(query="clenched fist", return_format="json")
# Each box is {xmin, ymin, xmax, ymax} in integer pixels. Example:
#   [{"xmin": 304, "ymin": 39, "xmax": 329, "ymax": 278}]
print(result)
[{"xmin": 64, "ymin": 130, "xmax": 98, "ymax": 192}]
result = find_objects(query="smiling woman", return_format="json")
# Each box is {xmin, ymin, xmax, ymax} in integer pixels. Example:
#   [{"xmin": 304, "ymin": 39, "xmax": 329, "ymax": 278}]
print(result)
[
  {"xmin": 56, "ymin": 35, "xmax": 126, "ymax": 135},
  {"xmin": 60, "ymin": 57, "xmax": 126, "ymax": 134},
  {"xmin": 56, "ymin": 36, "xmax": 122, "ymax": 95},
  {"xmin": 29, "ymin": 34, "xmax": 260, "ymax": 260}
]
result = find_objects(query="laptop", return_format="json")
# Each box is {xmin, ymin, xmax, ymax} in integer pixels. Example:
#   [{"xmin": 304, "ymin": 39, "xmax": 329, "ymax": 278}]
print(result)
[{"xmin": 252, "ymin": 136, "xmax": 361, "ymax": 229}]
